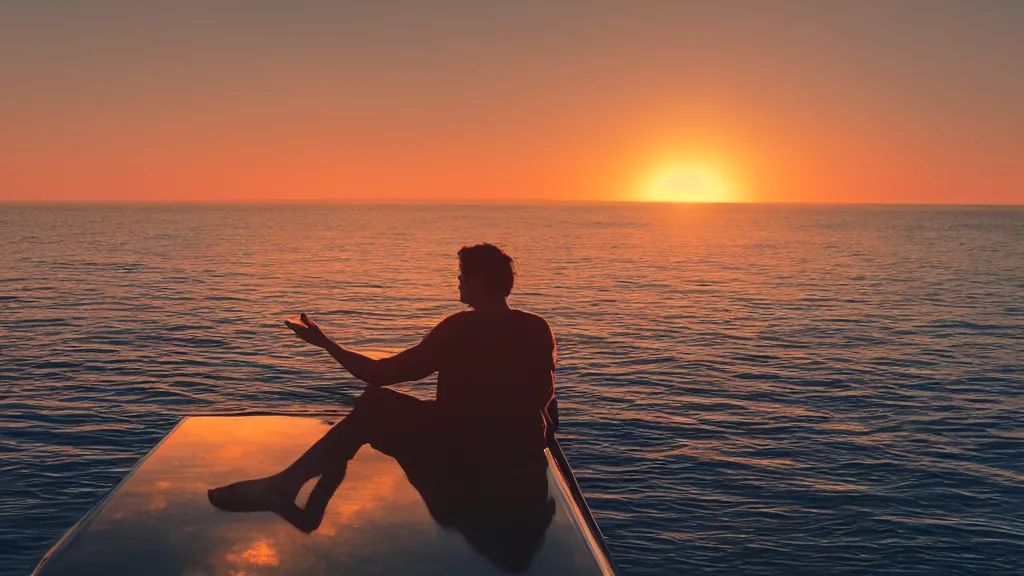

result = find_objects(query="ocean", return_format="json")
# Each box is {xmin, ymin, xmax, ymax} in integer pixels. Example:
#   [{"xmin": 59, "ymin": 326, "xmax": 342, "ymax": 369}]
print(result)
[{"xmin": 1, "ymin": 203, "xmax": 1022, "ymax": 575}]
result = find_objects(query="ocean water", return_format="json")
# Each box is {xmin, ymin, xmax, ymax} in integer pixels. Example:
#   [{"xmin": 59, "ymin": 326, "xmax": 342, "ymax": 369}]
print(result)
[{"xmin": 1, "ymin": 203, "xmax": 1022, "ymax": 576}]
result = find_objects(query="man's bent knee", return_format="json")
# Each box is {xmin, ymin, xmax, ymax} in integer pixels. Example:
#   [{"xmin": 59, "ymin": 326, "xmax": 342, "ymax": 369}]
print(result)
[
  {"xmin": 351, "ymin": 387, "xmax": 426, "ymax": 420},
  {"xmin": 355, "ymin": 386, "xmax": 404, "ymax": 409}
]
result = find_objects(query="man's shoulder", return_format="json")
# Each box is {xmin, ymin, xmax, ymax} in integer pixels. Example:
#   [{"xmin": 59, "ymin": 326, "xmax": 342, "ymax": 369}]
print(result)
[
  {"xmin": 511, "ymin": 310, "xmax": 554, "ymax": 337},
  {"xmin": 512, "ymin": 309, "xmax": 549, "ymax": 324},
  {"xmin": 432, "ymin": 310, "xmax": 473, "ymax": 333},
  {"xmin": 436, "ymin": 309, "xmax": 552, "ymax": 332},
  {"xmin": 437, "ymin": 309, "xmax": 551, "ymax": 328},
  {"xmin": 441, "ymin": 310, "xmax": 474, "ymax": 324}
]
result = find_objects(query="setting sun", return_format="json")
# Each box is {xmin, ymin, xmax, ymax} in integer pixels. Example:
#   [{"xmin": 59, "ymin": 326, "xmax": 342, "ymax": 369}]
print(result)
[{"xmin": 637, "ymin": 162, "xmax": 741, "ymax": 203}]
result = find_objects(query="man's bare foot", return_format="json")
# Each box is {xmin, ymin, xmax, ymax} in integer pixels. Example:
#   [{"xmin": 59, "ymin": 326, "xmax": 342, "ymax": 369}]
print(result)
[
  {"xmin": 276, "ymin": 504, "xmax": 325, "ymax": 534},
  {"xmin": 207, "ymin": 474, "xmax": 299, "ymax": 513}
]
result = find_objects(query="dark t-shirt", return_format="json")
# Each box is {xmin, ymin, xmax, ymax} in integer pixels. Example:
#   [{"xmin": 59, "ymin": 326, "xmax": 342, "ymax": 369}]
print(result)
[{"xmin": 422, "ymin": 309, "xmax": 556, "ymax": 452}]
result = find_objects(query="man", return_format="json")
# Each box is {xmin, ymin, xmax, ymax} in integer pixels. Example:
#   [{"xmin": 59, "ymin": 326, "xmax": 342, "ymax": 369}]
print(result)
[{"xmin": 209, "ymin": 243, "xmax": 558, "ymax": 567}]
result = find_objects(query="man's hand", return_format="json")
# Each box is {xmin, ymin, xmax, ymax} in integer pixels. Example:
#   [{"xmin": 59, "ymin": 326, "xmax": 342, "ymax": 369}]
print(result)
[{"xmin": 285, "ymin": 313, "xmax": 330, "ymax": 348}]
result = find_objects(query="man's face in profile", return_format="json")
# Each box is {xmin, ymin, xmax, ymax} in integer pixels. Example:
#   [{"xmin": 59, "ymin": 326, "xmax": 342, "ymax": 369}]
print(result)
[
  {"xmin": 458, "ymin": 271, "xmax": 478, "ymax": 306},
  {"xmin": 458, "ymin": 271, "xmax": 469, "ymax": 304}
]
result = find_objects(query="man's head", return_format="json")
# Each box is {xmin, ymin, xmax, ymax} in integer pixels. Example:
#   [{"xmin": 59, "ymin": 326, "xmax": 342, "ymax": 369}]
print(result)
[{"xmin": 458, "ymin": 243, "xmax": 515, "ymax": 307}]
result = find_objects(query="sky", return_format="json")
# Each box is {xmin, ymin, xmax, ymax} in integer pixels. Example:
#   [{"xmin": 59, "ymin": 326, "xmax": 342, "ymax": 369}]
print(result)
[{"xmin": 1, "ymin": 1, "xmax": 1022, "ymax": 204}]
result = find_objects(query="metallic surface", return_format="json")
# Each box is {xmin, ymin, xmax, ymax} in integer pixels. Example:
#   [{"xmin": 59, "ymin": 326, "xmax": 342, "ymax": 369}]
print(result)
[{"xmin": 32, "ymin": 415, "xmax": 616, "ymax": 576}]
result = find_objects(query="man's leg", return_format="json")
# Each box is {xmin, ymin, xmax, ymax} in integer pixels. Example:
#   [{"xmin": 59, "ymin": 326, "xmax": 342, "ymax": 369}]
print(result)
[{"xmin": 208, "ymin": 387, "xmax": 425, "ymax": 512}]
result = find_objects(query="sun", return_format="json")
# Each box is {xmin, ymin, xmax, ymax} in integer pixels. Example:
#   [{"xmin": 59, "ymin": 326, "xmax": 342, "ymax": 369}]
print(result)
[{"xmin": 637, "ymin": 161, "xmax": 740, "ymax": 203}]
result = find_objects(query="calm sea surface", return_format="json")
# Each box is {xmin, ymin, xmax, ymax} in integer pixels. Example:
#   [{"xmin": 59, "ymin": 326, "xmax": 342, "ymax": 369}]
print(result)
[{"xmin": 1, "ymin": 204, "xmax": 1022, "ymax": 575}]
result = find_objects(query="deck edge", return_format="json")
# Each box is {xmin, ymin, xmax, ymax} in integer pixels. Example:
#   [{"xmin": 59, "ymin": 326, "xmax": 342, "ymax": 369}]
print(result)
[
  {"xmin": 548, "ymin": 436, "xmax": 620, "ymax": 575},
  {"xmin": 31, "ymin": 416, "xmax": 191, "ymax": 576}
]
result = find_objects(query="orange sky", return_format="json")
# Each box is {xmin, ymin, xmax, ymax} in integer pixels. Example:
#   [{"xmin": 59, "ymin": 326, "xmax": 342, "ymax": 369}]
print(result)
[{"xmin": 1, "ymin": 2, "xmax": 1022, "ymax": 204}]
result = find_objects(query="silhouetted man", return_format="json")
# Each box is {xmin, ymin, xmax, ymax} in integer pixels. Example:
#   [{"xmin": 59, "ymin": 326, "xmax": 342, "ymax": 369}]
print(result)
[{"xmin": 209, "ymin": 243, "xmax": 558, "ymax": 571}]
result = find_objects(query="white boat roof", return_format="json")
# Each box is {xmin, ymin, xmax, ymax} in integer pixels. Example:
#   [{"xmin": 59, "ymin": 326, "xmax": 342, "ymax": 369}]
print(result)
[{"xmin": 33, "ymin": 415, "xmax": 616, "ymax": 575}]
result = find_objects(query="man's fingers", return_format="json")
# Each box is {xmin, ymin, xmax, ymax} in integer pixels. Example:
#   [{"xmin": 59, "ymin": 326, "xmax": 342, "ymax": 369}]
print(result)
[
  {"xmin": 285, "ymin": 314, "xmax": 322, "ymax": 342},
  {"xmin": 300, "ymin": 313, "xmax": 319, "ymax": 331},
  {"xmin": 285, "ymin": 319, "xmax": 307, "ymax": 332}
]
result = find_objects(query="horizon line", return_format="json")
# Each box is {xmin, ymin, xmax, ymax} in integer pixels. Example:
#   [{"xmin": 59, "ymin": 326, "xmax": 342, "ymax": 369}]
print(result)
[{"xmin": 1, "ymin": 199, "xmax": 1022, "ymax": 207}]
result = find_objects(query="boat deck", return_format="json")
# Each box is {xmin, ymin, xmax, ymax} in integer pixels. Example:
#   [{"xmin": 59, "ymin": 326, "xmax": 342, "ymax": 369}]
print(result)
[{"xmin": 33, "ymin": 415, "xmax": 616, "ymax": 575}]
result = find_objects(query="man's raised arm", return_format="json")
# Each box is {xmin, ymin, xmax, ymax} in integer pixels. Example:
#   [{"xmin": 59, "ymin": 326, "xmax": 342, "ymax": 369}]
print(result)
[{"xmin": 285, "ymin": 313, "xmax": 442, "ymax": 387}]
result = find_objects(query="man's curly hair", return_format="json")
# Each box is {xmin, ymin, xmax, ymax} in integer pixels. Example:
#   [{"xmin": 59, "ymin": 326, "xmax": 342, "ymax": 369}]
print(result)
[{"xmin": 458, "ymin": 243, "xmax": 516, "ymax": 298}]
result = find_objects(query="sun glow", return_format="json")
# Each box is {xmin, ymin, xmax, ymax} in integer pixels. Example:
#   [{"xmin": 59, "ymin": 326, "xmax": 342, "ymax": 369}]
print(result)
[{"xmin": 638, "ymin": 161, "xmax": 741, "ymax": 203}]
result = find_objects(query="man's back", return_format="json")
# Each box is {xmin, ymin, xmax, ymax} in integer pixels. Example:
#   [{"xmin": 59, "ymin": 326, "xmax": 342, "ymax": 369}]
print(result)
[{"xmin": 428, "ymin": 309, "xmax": 556, "ymax": 452}]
